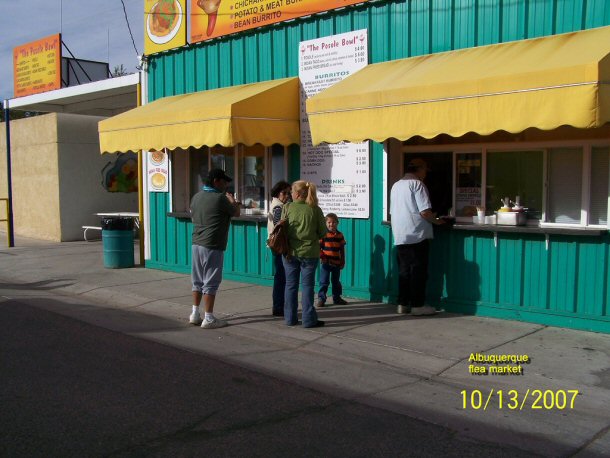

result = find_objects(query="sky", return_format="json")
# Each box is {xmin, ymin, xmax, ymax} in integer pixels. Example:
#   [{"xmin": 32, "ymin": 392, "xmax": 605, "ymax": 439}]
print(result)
[{"xmin": 2, "ymin": 0, "xmax": 144, "ymax": 101}]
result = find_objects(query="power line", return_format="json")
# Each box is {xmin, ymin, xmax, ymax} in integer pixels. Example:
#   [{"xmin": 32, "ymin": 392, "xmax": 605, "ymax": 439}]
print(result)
[{"xmin": 120, "ymin": 0, "xmax": 140, "ymax": 57}]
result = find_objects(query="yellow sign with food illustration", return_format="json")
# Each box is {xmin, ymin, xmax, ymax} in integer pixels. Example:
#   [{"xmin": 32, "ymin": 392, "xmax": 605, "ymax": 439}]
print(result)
[
  {"xmin": 145, "ymin": 0, "xmax": 187, "ymax": 55},
  {"xmin": 148, "ymin": 150, "xmax": 169, "ymax": 192},
  {"xmin": 13, "ymin": 34, "xmax": 62, "ymax": 98},
  {"xmin": 190, "ymin": 0, "xmax": 371, "ymax": 43}
]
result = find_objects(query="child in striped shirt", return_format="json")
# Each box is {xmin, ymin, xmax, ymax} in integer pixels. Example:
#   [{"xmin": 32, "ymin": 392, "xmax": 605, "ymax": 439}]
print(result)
[{"xmin": 316, "ymin": 213, "xmax": 348, "ymax": 307}]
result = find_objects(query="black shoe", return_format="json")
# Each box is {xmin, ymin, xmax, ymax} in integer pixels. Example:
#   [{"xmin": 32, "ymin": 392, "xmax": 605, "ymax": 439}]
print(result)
[
  {"xmin": 333, "ymin": 297, "xmax": 348, "ymax": 305},
  {"xmin": 305, "ymin": 320, "xmax": 325, "ymax": 328},
  {"xmin": 272, "ymin": 310, "xmax": 284, "ymax": 317}
]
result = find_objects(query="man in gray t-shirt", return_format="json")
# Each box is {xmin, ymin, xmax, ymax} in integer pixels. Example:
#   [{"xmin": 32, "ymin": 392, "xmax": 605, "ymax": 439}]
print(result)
[{"xmin": 189, "ymin": 168, "xmax": 240, "ymax": 329}]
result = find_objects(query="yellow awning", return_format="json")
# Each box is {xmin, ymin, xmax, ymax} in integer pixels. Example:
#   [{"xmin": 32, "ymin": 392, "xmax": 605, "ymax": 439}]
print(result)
[
  {"xmin": 99, "ymin": 77, "xmax": 299, "ymax": 153},
  {"xmin": 306, "ymin": 26, "xmax": 610, "ymax": 144}
]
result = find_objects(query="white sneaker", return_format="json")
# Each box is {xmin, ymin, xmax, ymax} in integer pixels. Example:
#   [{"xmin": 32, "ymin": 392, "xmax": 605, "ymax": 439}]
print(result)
[
  {"xmin": 189, "ymin": 312, "xmax": 202, "ymax": 325},
  {"xmin": 397, "ymin": 305, "xmax": 410, "ymax": 314},
  {"xmin": 201, "ymin": 318, "xmax": 228, "ymax": 329},
  {"xmin": 411, "ymin": 305, "xmax": 437, "ymax": 316}
]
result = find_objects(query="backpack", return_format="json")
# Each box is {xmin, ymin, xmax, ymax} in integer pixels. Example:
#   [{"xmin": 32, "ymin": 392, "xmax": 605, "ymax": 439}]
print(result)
[{"xmin": 267, "ymin": 219, "xmax": 290, "ymax": 256}]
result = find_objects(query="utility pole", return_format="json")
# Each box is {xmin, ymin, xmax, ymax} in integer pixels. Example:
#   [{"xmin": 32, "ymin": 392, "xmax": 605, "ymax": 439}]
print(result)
[{"xmin": 3, "ymin": 100, "xmax": 15, "ymax": 247}]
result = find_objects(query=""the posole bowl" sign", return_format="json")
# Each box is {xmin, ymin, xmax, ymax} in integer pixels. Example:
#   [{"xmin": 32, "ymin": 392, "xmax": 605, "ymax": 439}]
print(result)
[{"xmin": 13, "ymin": 34, "xmax": 62, "ymax": 98}]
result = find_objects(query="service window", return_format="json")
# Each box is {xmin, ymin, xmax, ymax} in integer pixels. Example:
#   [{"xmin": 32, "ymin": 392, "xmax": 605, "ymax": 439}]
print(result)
[
  {"xmin": 238, "ymin": 144, "xmax": 265, "ymax": 211},
  {"xmin": 486, "ymin": 150, "xmax": 544, "ymax": 221},
  {"xmin": 270, "ymin": 144, "xmax": 287, "ymax": 189},
  {"xmin": 590, "ymin": 146, "xmax": 610, "ymax": 226},
  {"xmin": 388, "ymin": 139, "xmax": 609, "ymax": 228},
  {"xmin": 170, "ymin": 147, "xmax": 210, "ymax": 213},
  {"xmin": 455, "ymin": 153, "xmax": 482, "ymax": 217},
  {"xmin": 403, "ymin": 152, "xmax": 453, "ymax": 216},
  {"xmin": 170, "ymin": 144, "xmax": 288, "ymax": 215},
  {"xmin": 547, "ymin": 147, "xmax": 582, "ymax": 224},
  {"xmin": 210, "ymin": 146, "xmax": 235, "ymax": 194}
]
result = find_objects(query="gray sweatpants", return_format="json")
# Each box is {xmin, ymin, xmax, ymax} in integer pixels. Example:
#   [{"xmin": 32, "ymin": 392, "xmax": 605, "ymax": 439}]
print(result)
[{"xmin": 191, "ymin": 245, "xmax": 224, "ymax": 295}]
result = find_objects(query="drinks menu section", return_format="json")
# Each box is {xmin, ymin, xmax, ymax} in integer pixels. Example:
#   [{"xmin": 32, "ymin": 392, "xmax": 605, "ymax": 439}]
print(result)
[
  {"xmin": 13, "ymin": 34, "xmax": 61, "ymax": 98},
  {"xmin": 299, "ymin": 30, "xmax": 369, "ymax": 219}
]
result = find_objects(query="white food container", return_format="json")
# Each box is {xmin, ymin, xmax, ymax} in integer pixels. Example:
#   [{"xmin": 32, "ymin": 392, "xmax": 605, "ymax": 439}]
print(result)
[{"xmin": 496, "ymin": 211, "xmax": 527, "ymax": 226}]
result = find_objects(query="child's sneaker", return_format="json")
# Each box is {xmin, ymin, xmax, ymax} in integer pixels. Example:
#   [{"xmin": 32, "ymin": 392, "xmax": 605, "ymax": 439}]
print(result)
[
  {"xmin": 201, "ymin": 317, "xmax": 228, "ymax": 329},
  {"xmin": 189, "ymin": 312, "xmax": 202, "ymax": 325},
  {"xmin": 333, "ymin": 297, "xmax": 348, "ymax": 305}
]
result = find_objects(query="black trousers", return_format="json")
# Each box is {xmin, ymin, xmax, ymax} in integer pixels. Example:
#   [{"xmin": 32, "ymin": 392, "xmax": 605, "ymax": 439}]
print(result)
[{"xmin": 396, "ymin": 240, "xmax": 429, "ymax": 308}]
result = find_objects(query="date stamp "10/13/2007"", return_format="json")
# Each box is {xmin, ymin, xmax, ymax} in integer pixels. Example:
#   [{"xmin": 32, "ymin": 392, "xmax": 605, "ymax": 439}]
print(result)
[{"xmin": 462, "ymin": 353, "xmax": 580, "ymax": 410}]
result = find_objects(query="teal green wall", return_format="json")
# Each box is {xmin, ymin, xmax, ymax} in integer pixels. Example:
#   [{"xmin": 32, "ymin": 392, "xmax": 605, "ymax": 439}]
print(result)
[
  {"xmin": 427, "ymin": 230, "xmax": 610, "ymax": 333},
  {"xmin": 145, "ymin": 0, "xmax": 610, "ymax": 333}
]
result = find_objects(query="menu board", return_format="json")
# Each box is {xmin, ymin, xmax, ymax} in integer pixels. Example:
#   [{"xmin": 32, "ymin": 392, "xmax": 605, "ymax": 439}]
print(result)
[
  {"xmin": 191, "ymin": 0, "xmax": 371, "ymax": 43},
  {"xmin": 13, "ymin": 34, "xmax": 61, "ymax": 98},
  {"xmin": 299, "ymin": 30, "xmax": 369, "ymax": 219}
]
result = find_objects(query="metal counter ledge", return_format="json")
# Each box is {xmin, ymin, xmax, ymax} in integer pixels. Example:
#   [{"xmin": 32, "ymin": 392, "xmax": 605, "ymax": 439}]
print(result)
[
  {"xmin": 167, "ymin": 212, "xmax": 266, "ymax": 223},
  {"xmin": 381, "ymin": 220, "xmax": 606, "ymax": 237},
  {"xmin": 451, "ymin": 223, "xmax": 606, "ymax": 236}
]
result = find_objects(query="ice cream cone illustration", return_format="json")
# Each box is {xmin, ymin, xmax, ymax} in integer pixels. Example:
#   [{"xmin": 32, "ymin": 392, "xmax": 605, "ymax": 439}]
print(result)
[{"xmin": 197, "ymin": 0, "xmax": 221, "ymax": 36}]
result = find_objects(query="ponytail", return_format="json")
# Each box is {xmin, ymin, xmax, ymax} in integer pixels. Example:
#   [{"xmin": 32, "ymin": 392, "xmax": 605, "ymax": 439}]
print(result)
[
  {"xmin": 292, "ymin": 180, "xmax": 319, "ymax": 207},
  {"xmin": 305, "ymin": 182, "xmax": 318, "ymax": 207}
]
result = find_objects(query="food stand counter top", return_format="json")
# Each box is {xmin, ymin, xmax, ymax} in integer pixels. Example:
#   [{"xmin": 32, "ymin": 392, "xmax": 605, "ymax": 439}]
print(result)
[
  {"xmin": 382, "ymin": 220, "xmax": 606, "ymax": 237},
  {"xmin": 167, "ymin": 211, "xmax": 266, "ymax": 223},
  {"xmin": 452, "ymin": 223, "xmax": 606, "ymax": 236}
]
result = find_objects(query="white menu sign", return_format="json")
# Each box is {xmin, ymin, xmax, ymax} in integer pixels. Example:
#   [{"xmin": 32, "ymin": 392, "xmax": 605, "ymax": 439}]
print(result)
[
  {"xmin": 147, "ymin": 150, "xmax": 169, "ymax": 192},
  {"xmin": 299, "ymin": 29, "xmax": 369, "ymax": 218}
]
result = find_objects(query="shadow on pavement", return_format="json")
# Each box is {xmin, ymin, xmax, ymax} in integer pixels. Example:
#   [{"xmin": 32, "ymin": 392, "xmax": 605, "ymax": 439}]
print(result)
[{"xmin": 0, "ymin": 279, "xmax": 76, "ymax": 291}]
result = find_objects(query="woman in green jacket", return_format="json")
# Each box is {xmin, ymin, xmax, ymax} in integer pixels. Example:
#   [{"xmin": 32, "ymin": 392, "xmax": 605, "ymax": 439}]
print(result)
[{"xmin": 281, "ymin": 180, "xmax": 327, "ymax": 327}]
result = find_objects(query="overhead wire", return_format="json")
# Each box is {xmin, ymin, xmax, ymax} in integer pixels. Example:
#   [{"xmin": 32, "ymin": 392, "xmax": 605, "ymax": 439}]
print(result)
[{"xmin": 120, "ymin": 0, "xmax": 140, "ymax": 57}]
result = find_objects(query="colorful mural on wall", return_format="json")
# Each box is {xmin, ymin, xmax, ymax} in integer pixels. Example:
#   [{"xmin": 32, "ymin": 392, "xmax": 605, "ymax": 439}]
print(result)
[{"xmin": 101, "ymin": 153, "xmax": 138, "ymax": 193}]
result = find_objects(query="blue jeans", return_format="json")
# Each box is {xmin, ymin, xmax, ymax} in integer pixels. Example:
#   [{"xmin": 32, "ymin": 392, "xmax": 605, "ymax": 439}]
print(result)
[
  {"xmin": 282, "ymin": 256, "xmax": 319, "ymax": 327},
  {"xmin": 318, "ymin": 263, "xmax": 342, "ymax": 302},
  {"xmin": 272, "ymin": 253, "xmax": 285, "ymax": 314}
]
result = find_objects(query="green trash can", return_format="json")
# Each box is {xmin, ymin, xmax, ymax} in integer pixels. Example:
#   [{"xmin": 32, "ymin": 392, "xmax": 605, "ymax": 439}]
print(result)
[{"xmin": 101, "ymin": 217, "xmax": 134, "ymax": 268}]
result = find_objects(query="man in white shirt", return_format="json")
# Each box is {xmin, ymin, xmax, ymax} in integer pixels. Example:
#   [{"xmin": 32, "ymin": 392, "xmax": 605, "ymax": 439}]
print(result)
[{"xmin": 390, "ymin": 158, "xmax": 445, "ymax": 316}]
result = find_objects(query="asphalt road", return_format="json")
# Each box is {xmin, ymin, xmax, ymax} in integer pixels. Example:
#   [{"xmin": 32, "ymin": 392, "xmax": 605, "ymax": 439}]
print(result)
[{"xmin": 0, "ymin": 291, "xmax": 536, "ymax": 457}]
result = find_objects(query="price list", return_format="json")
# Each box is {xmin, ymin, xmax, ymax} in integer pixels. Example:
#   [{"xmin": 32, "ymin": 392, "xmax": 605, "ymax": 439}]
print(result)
[
  {"xmin": 13, "ymin": 35, "xmax": 61, "ymax": 98},
  {"xmin": 299, "ymin": 30, "xmax": 369, "ymax": 218}
]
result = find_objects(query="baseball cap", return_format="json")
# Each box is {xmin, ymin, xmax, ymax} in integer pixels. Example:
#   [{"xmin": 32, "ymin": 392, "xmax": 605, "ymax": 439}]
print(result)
[{"xmin": 208, "ymin": 168, "xmax": 233, "ymax": 182}]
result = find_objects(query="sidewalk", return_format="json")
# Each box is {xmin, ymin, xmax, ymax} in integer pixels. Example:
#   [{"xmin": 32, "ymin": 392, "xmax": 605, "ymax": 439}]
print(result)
[{"xmin": 0, "ymin": 236, "xmax": 609, "ymax": 457}]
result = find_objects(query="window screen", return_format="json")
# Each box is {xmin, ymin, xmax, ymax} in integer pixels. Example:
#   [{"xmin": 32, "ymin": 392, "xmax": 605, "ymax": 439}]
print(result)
[
  {"xmin": 547, "ymin": 147, "xmax": 582, "ymax": 224},
  {"xmin": 590, "ymin": 147, "xmax": 609, "ymax": 226}
]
